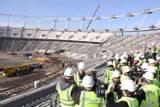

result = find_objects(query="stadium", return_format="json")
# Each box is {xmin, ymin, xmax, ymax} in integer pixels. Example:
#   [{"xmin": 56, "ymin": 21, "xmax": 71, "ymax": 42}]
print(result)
[{"xmin": 0, "ymin": 1, "xmax": 160, "ymax": 107}]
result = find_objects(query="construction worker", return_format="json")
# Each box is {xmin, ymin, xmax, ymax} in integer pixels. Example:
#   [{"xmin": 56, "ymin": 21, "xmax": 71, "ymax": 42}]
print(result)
[
  {"xmin": 151, "ymin": 44, "xmax": 158, "ymax": 60},
  {"xmin": 146, "ymin": 45, "xmax": 152, "ymax": 60},
  {"xmin": 113, "ymin": 54, "xmax": 120, "ymax": 69},
  {"xmin": 106, "ymin": 79, "xmax": 139, "ymax": 107},
  {"xmin": 107, "ymin": 70, "xmax": 121, "ymax": 101},
  {"xmin": 104, "ymin": 61, "xmax": 115, "ymax": 85},
  {"xmin": 137, "ymin": 72, "xmax": 160, "ymax": 107},
  {"xmin": 120, "ymin": 67, "xmax": 132, "ymax": 84},
  {"xmin": 56, "ymin": 67, "xmax": 76, "ymax": 107},
  {"xmin": 74, "ymin": 62, "xmax": 85, "ymax": 86},
  {"xmin": 74, "ymin": 75, "xmax": 105, "ymax": 107},
  {"xmin": 147, "ymin": 66, "xmax": 159, "ymax": 87},
  {"xmin": 120, "ymin": 58, "xmax": 130, "ymax": 74},
  {"xmin": 141, "ymin": 62, "xmax": 148, "ymax": 73}
]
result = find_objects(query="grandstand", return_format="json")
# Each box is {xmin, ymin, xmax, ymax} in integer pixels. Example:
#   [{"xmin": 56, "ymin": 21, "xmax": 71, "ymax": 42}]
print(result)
[{"xmin": 0, "ymin": 6, "xmax": 160, "ymax": 107}]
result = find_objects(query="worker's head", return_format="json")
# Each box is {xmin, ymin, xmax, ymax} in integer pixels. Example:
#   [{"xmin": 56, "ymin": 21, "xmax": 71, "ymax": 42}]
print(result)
[
  {"xmin": 143, "ymin": 71, "xmax": 154, "ymax": 83},
  {"xmin": 121, "ymin": 80, "xmax": 137, "ymax": 97},
  {"xmin": 141, "ymin": 63, "xmax": 148, "ymax": 72},
  {"xmin": 156, "ymin": 56, "xmax": 160, "ymax": 62},
  {"xmin": 120, "ymin": 59, "xmax": 127, "ymax": 66},
  {"xmin": 147, "ymin": 66, "xmax": 156, "ymax": 74},
  {"xmin": 107, "ymin": 61, "xmax": 113, "ymax": 66},
  {"xmin": 64, "ymin": 67, "xmax": 74, "ymax": 79},
  {"xmin": 148, "ymin": 59, "xmax": 156, "ymax": 66},
  {"xmin": 123, "ymin": 67, "xmax": 131, "ymax": 76},
  {"xmin": 112, "ymin": 70, "xmax": 121, "ymax": 83},
  {"xmin": 82, "ymin": 75, "xmax": 95, "ymax": 90},
  {"xmin": 134, "ymin": 57, "xmax": 140, "ymax": 64},
  {"xmin": 114, "ymin": 54, "xmax": 120, "ymax": 61},
  {"xmin": 78, "ymin": 62, "xmax": 85, "ymax": 75}
]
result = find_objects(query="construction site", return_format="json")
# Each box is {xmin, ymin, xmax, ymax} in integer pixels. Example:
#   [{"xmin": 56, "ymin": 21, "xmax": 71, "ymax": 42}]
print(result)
[{"xmin": 0, "ymin": 2, "xmax": 160, "ymax": 107}]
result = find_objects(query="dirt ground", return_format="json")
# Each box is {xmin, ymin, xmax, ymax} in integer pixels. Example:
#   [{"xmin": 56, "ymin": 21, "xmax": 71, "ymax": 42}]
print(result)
[{"xmin": 0, "ymin": 52, "xmax": 76, "ymax": 90}]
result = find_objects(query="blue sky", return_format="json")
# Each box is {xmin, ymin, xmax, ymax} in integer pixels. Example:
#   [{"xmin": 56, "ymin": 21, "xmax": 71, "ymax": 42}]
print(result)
[{"xmin": 0, "ymin": 0, "xmax": 160, "ymax": 31}]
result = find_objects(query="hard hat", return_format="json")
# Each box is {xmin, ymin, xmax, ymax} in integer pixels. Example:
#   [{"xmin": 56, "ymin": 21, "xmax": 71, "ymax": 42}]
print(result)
[
  {"xmin": 143, "ymin": 72, "xmax": 154, "ymax": 80},
  {"xmin": 141, "ymin": 55, "xmax": 145, "ymax": 58},
  {"xmin": 78, "ymin": 62, "xmax": 85, "ymax": 70},
  {"xmin": 147, "ymin": 66, "xmax": 156, "ymax": 73},
  {"xmin": 134, "ymin": 57, "xmax": 140, "ymax": 61},
  {"xmin": 64, "ymin": 67, "xmax": 74, "ymax": 76},
  {"xmin": 141, "ymin": 63, "xmax": 149, "ymax": 69},
  {"xmin": 130, "ymin": 51, "xmax": 133, "ymax": 53},
  {"xmin": 124, "ymin": 67, "xmax": 131, "ymax": 73},
  {"xmin": 156, "ymin": 56, "xmax": 160, "ymax": 60},
  {"xmin": 112, "ymin": 70, "xmax": 121, "ymax": 78},
  {"xmin": 121, "ymin": 80, "xmax": 137, "ymax": 92},
  {"xmin": 82, "ymin": 75, "xmax": 95, "ymax": 87},
  {"xmin": 149, "ymin": 59, "xmax": 156, "ymax": 64},
  {"xmin": 107, "ymin": 61, "xmax": 113, "ymax": 66},
  {"xmin": 148, "ymin": 45, "xmax": 151, "ymax": 48},
  {"xmin": 120, "ymin": 59, "xmax": 127, "ymax": 63},
  {"xmin": 138, "ymin": 54, "xmax": 141, "ymax": 57},
  {"xmin": 115, "ymin": 54, "xmax": 120, "ymax": 60},
  {"xmin": 135, "ymin": 50, "xmax": 138, "ymax": 53}
]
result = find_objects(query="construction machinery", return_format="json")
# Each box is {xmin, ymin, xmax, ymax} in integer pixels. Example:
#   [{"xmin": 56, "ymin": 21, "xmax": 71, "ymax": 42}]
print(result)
[{"xmin": 1, "ymin": 63, "xmax": 43, "ymax": 77}]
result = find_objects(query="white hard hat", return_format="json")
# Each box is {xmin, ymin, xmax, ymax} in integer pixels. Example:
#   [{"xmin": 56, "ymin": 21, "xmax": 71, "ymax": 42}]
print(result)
[
  {"xmin": 124, "ymin": 67, "xmax": 131, "ymax": 73},
  {"xmin": 115, "ymin": 54, "xmax": 120, "ymax": 60},
  {"xmin": 130, "ymin": 51, "xmax": 133, "ymax": 53},
  {"xmin": 148, "ymin": 45, "xmax": 151, "ymax": 48},
  {"xmin": 141, "ymin": 55, "xmax": 145, "ymax": 58},
  {"xmin": 147, "ymin": 66, "xmax": 156, "ymax": 73},
  {"xmin": 134, "ymin": 57, "xmax": 140, "ymax": 61},
  {"xmin": 149, "ymin": 59, "xmax": 156, "ymax": 64},
  {"xmin": 138, "ymin": 54, "xmax": 141, "ymax": 57},
  {"xmin": 78, "ymin": 62, "xmax": 85, "ymax": 70},
  {"xmin": 141, "ymin": 63, "xmax": 149, "ymax": 69},
  {"xmin": 143, "ymin": 72, "xmax": 154, "ymax": 81},
  {"xmin": 64, "ymin": 67, "xmax": 74, "ymax": 77},
  {"xmin": 120, "ymin": 59, "xmax": 127, "ymax": 63},
  {"xmin": 107, "ymin": 61, "xmax": 113, "ymax": 66},
  {"xmin": 82, "ymin": 75, "xmax": 95, "ymax": 87},
  {"xmin": 121, "ymin": 80, "xmax": 137, "ymax": 92},
  {"xmin": 112, "ymin": 70, "xmax": 121, "ymax": 78},
  {"xmin": 156, "ymin": 56, "xmax": 160, "ymax": 60},
  {"xmin": 135, "ymin": 50, "xmax": 138, "ymax": 53}
]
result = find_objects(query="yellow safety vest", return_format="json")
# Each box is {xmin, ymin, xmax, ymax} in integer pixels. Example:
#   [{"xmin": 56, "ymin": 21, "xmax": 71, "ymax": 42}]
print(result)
[
  {"xmin": 140, "ymin": 84, "xmax": 160, "ymax": 107},
  {"xmin": 113, "ymin": 60, "xmax": 120, "ymax": 69},
  {"xmin": 106, "ymin": 82, "xmax": 119, "ymax": 101},
  {"xmin": 74, "ymin": 72, "xmax": 82, "ymax": 87},
  {"xmin": 117, "ymin": 97, "xmax": 139, "ymax": 107},
  {"xmin": 77, "ymin": 90, "xmax": 105, "ymax": 107},
  {"xmin": 56, "ymin": 82, "xmax": 75, "ymax": 107},
  {"xmin": 104, "ymin": 69, "xmax": 114, "ymax": 84}
]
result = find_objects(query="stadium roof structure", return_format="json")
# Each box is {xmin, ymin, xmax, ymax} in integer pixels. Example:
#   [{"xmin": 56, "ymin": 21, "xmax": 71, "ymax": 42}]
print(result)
[{"xmin": 0, "ymin": 7, "xmax": 160, "ymax": 43}]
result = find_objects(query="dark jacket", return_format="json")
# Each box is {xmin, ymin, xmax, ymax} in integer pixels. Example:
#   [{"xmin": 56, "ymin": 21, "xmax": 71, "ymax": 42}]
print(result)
[{"xmin": 106, "ymin": 92, "xmax": 138, "ymax": 107}]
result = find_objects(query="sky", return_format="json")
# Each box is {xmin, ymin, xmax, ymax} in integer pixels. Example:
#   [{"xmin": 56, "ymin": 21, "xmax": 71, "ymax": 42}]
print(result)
[{"xmin": 0, "ymin": 0, "xmax": 160, "ymax": 31}]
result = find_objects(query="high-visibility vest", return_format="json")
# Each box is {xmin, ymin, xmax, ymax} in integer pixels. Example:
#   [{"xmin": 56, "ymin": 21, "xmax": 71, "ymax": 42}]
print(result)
[
  {"xmin": 74, "ymin": 72, "xmax": 82, "ymax": 87},
  {"xmin": 104, "ymin": 69, "xmax": 114, "ymax": 84},
  {"xmin": 120, "ymin": 75, "xmax": 131, "ymax": 84},
  {"xmin": 121, "ymin": 66, "xmax": 130, "ymax": 74},
  {"xmin": 140, "ymin": 84, "xmax": 160, "ymax": 107},
  {"xmin": 117, "ymin": 97, "xmax": 139, "ymax": 107},
  {"xmin": 56, "ymin": 82, "xmax": 75, "ymax": 107},
  {"xmin": 77, "ymin": 90, "xmax": 105, "ymax": 107},
  {"xmin": 152, "ymin": 48, "xmax": 158, "ymax": 54},
  {"xmin": 113, "ymin": 60, "xmax": 120, "ymax": 69},
  {"xmin": 106, "ymin": 82, "xmax": 119, "ymax": 101}
]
